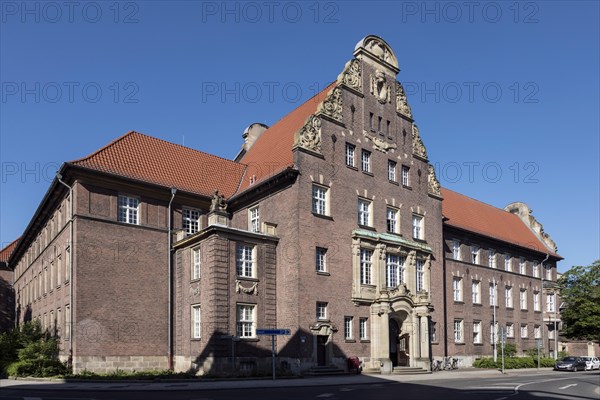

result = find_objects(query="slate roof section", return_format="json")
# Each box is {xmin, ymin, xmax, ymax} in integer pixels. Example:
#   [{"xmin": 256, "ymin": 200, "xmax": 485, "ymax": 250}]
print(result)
[
  {"xmin": 441, "ymin": 187, "xmax": 560, "ymax": 258},
  {"xmin": 70, "ymin": 131, "xmax": 247, "ymax": 198}
]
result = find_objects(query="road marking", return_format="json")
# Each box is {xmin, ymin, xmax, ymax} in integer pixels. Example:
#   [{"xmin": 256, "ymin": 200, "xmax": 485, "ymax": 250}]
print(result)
[
  {"xmin": 316, "ymin": 394, "xmax": 335, "ymax": 398},
  {"xmin": 559, "ymin": 383, "xmax": 578, "ymax": 390},
  {"xmin": 339, "ymin": 387, "xmax": 354, "ymax": 392}
]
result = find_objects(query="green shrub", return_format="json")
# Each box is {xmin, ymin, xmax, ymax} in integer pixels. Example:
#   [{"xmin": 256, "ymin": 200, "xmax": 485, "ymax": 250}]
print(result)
[{"xmin": 473, "ymin": 356, "xmax": 558, "ymax": 369}]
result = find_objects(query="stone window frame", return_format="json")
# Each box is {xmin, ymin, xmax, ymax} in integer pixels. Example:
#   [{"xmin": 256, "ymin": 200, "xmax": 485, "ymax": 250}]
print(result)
[
  {"xmin": 388, "ymin": 160, "xmax": 397, "ymax": 182},
  {"xmin": 473, "ymin": 321, "xmax": 482, "ymax": 344},
  {"xmin": 471, "ymin": 245, "xmax": 480, "ymax": 264},
  {"xmin": 357, "ymin": 198, "xmax": 372, "ymax": 227},
  {"xmin": 191, "ymin": 304, "xmax": 201, "ymax": 339},
  {"xmin": 117, "ymin": 194, "xmax": 140, "ymax": 225},
  {"xmin": 312, "ymin": 184, "xmax": 330, "ymax": 216},
  {"xmin": 416, "ymin": 259, "xmax": 425, "ymax": 292},
  {"xmin": 472, "ymin": 280, "xmax": 481, "ymax": 304},
  {"xmin": 345, "ymin": 143, "xmax": 356, "ymax": 168},
  {"xmin": 316, "ymin": 301, "xmax": 328, "ymax": 321},
  {"xmin": 315, "ymin": 247, "xmax": 327, "ymax": 273},
  {"xmin": 452, "ymin": 240, "xmax": 461, "ymax": 260},
  {"xmin": 191, "ymin": 246, "xmax": 201, "ymax": 281},
  {"xmin": 361, "ymin": 149, "xmax": 372, "ymax": 173},
  {"xmin": 519, "ymin": 288, "xmax": 528, "ymax": 310},
  {"xmin": 506, "ymin": 322, "xmax": 514, "ymax": 338},
  {"xmin": 401, "ymin": 165, "xmax": 410, "ymax": 187},
  {"xmin": 182, "ymin": 206, "xmax": 201, "ymax": 235},
  {"xmin": 385, "ymin": 252, "xmax": 405, "ymax": 288},
  {"xmin": 236, "ymin": 243, "xmax": 256, "ymax": 278},
  {"xmin": 359, "ymin": 248, "xmax": 373, "ymax": 285},
  {"xmin": 248, "ymin": 205, "xmax": 260, "ymax": 233},
  {"xmin": 386, "ymin": 206, "xmax": 400, "ymax": 234},
  {"xmin": 359, "ymin": 317, "xmax": 369, "ymax": 341},
  {"xmin": 488, "ymin": 249, "xmax": 496, "ymax": 268},
  {"xmin": 412, "ymin": 214, "xmax": 424, "ymax": 240},
  {"xmin": 236, "ymin": 303, "xmax": 257, "ymax": 338},
  {"xmin": 505, "ymin": 286, "xmax": 513, "ymax": 308},
  {"xmin": 452, "ymin": 276, "xmax": 463, "ymax": 302},
  {"xmin": 453, "ymin": 319, "xmax": 464, "ymax": 343},
  {"xmin": 344, "ymin": 316, "xmax": 353, "ymax": 340}
]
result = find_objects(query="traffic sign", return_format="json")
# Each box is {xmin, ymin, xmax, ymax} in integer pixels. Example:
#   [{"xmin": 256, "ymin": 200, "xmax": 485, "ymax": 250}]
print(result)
[{"xmin": 256, "ymin": 329, "xmax": 291, "ymax": 335}]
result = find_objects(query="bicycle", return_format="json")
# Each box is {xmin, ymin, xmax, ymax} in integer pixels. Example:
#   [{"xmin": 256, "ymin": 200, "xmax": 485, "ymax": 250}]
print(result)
[
  {"xmin": 442, "ymin": 356, "xmax": 459, "ymax": 370},
  {"xmin": 431, "ymin": 359, "xmax": 443, "ymax": 372}
]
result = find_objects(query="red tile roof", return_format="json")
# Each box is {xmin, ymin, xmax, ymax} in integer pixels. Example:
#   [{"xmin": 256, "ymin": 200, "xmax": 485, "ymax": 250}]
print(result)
[
  {"xmin": 441, "ymin": 188, "xmax": 560, "ymax": 257},
  {"xmin": 0, "ymin": 238, "xmax": 20, "ymax": 263},
  {"xmin": 236, "ymin": 83, "xmax": 336, "ymax": 193},
  {"xmin": 70, "ymin": 131, "xmax": 247, "ymax": 198}
]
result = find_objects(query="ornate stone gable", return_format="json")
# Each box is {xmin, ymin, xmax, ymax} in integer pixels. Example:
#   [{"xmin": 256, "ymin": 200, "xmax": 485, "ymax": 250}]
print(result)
[
  {"xmin": 354, "ymin": 35, "xmax": 399, "ymax": 72},
  {"xmin": 294, "ymin": 114, "xmax": 322, "ymax": 154},
  {"xmin": 427, "ymin": 164, "xmax": 442, "ymax": 198},
  {"xmin": 396, "ymin": 81, "xmax": 413, "ymax": 119},
  {"xmin": 317, "ymin": 86, "xmax": 343, "ymax": 122},
  {"xmin": 412, "ymin": 123, "xmax": 428, "ymax": 160},
  {"xmin": 337, "ymin": 59, "xmax": 362, "ymax": 93}
]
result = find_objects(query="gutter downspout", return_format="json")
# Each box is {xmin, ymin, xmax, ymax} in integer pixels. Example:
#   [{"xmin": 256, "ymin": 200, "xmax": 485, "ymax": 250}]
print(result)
[
  {"xmin": 167, "ymin": 188, "xmax": 177, "ymax": 370},
  {"xmin": 442, "ymin": 250, "xmax": 448, "ymax": 358},
  {"xmin": 56, "ymin": 173, "xmax": 73, "ymax": 366}
]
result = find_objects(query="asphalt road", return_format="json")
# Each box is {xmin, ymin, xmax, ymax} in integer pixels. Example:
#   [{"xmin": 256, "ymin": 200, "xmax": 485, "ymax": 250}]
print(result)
[{"xmin": 1, "ymin": 371, "xmax": 598, "ymax": 400}]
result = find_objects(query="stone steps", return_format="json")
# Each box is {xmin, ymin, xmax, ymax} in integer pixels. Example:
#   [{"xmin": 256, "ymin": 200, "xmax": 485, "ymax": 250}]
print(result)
[
  {"xmin": 392, "ymin": 366, "xmax": 431, "ymax": 375},
  {"xmin": 304, "ymin": 365, "xmax": 348, "ymax": 376}
]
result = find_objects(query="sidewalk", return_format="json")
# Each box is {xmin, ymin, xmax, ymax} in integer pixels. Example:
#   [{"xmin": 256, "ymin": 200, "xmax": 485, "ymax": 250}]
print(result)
[{"xmin": 0, "ymin": 368, "xmax": 555, "ymax": 392}]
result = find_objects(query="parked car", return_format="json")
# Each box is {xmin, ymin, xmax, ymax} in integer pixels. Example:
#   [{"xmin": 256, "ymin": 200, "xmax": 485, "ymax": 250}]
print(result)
[
  {"xmin": 581, "ymin": 357, "xmax": 595, "ymax": 371},
  {"xmin": 592, "ymin": 357, "xmax": 600, "ymax": 370},
  {"xmin": 555, "ymin": 356, "xmax": 587, "ymax": 371}
]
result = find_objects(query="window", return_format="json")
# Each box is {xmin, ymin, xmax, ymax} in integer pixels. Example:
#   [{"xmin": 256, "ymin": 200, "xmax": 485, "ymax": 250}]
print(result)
[
  {"xmin": 505, "ymin": 286, "xmax": 513, "ymax": 308},
  {"xmin": 386, "ymin": 207, "xmax": 399, "ymax": 233},
  {"xmin": 504, "ymin": 254, "xmax": 511, "ymax": 271},
  {"xmin": 316, "ymin": 247, "xmax": 327, "ymax": 273},
  {"xmin": 431, "ymin": 321, "xmax": 438, "ymax": 342},
  {"xmin": 534, "ymin": 291, "xmax": 540, "ymax": 311},
  {"xmin": 453, "ymin": 277, "xmax": 463, "ymax": 302},
  {"xmin": 533, "ymin": 261, "xmax": 540, "ymax": 278},
  {"xmin": 369, "ymin": 112, "xmax": 374, "ymax": 129},
  {"xmin": 534, "ymin": 325, "xmax": 541, "ymax": 339},
  {"xmin": 489, "ymin": 283, "xmax": 497, "ymax": 306},
  {"xmin": 548, "ymin": 326, "xmax": 556, "ymax": 339},
  {"xmin": 192, "ymin": 247, "xmax": 201, "ymax": 280},
  {"xmin": 506, "ymin": 323, "xmax": 514, "ymax": 338},
  {"xmin": 236, "ymin": 244, "xmax": 255, "ymax": 278},
  {"xmin": 118, "ymin": 195, "xmax": 139, "ymax": 224},
  {"xmin": 489, "ymin": 249, "xmax": 496, "ymax": 268},
  {"xmin": 360, "ymin": 249, "xmax": 373, "ymax": 285},
  {"xmin": 386, "ymin": 253, "xmax": 404, "ymax": 287},
  {"xmin": 345, "ymin": 143, "xmax": 356, "ymax": 167},
  {"xmin": 312, "ymin": 185, "xmax": 328, "ymax": 215},
  {"xmin": 546, "ymin": 293, "xmax": 555, "ymax": 312},
  {"xmin": 473, "ymin": 321, "xmax": 482, "ymax": 344},
  {"xmin": 388, "ymin": 160, "xmax": 397, "ymax": 182},
  {"xmin": 65, "ymin": 304, "xmax": 70, "ymax": 340},
  {"xmin": 412, "ymin": 214, "xmax": 424, "ymax": 240},
  {"xmin": 358, "ymin": 199, "xmax": 371, "ymax": 226},
  {"xmin": 520, "ymin": 324, "xmax": 528, "ymax": 338},
  {"xmin": 519, "ymin": 257, "xmax": 526, "ymax": 275},
  {"xmin": 471, "ymin": 245, "xmax": 479, "ymax": 264},
  {"xmin": 56, "ymin": 256, "xmax": 62, "ymax": 288},
  {"xmin": 520, "ymin": 289, "xmax": 527, "ymax": 310},
  {"xmin": 344, "ymin": 316, "xmax": 353, "ymax": 340},
  {"xmin": 316, "ymin": 302, "xmax": 328, "ymax": 320},
  {"xmin": 472, "ymin": 281, "xmax": 481, "ymax": 304},
  {"xmin": 545, "ymin": 265, "xmax": 552, "ymax": 280},
  {"xmin": 401, "ymin": 165, "xmax": 410, "ymax": 186},
  {"xmin": 192, "ymin": 305, "xmax": 201, "ymax": 339},
  {"xmin": 183, "ymin": 207, "xmax": 200, "ymax": 235},
  {"xmin": 361, "ymin": 150, "xmax": 371, "ymax": 173},
  {"xmin": 416, "ymin": 259, "xmax": 425, "ymax": 292},
  {"xmin": 452, "ymin": 240, "xmax": 461, "ymax": 260},
  {"xmin": 237, "ymin": 304, "xmax": 256, "ymax": 338},
  {"xmin": 249, "ymin": 206, "xmax": 260, "ymax": 233},
  {"xmin": 359, "ymin": 318, "xmax": 368, "ymax": 340},
  {"xmin": 490, "ymin": 322, "xmax": 498, "ymax": 344},
  {"xmin": 454, "ymin": 319, "xmax": 463, "ymax": 343}
]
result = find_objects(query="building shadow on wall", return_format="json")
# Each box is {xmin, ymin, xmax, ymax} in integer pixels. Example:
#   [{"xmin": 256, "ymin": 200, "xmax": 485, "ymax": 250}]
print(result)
[
  {"xmin": 189, "ymin": 327, "xmax": 350, "ymax": 377},
  {"xmin": 0, "ymin": 273, "xmax": 15, "ymax": 332}
]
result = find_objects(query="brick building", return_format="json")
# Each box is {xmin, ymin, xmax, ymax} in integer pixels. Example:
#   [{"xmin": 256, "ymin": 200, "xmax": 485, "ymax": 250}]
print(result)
[{"xmin": 4, "ymin": 35, "xmax": 562, "ymax": 374}]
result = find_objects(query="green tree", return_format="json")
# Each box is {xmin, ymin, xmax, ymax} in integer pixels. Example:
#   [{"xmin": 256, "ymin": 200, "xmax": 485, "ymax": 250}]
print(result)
[{"xmin": 558, "ymin": 260, "xmax": 600, "ymax": 340}]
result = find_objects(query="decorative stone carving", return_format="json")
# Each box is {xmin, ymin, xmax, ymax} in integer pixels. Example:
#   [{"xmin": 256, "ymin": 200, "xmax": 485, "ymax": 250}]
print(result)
[
  {"xmin": 318, "ymin": 86, "xmax": 343, "ymax": 122},
  {"xmin": 210, "ymin": 190, "xmax": 227, "ymax": 212},
  {"xmin": 411, "ymin": 124, "xmax": 428, "ymax": 160},
  {"xmin": 189, "ymin": 285, "xmax": 200, "ymax": 297},
  {"xmin": 370, "ymin": 70, "xmax": 391, "ymax": 104},
  {"xmin": 377, "ymin": 243, "xmax": 387, "ymax": 260},
  {"xmin": 427, "ymin": 164, "xmax": 442, "ymax": 197},
  {"xmin": 352, "ymin": 240, "xmax": 361, "ymax": 256},
  {"xmin": 396, "ymin": 81, "xmax": 413, "ymax": 118},
  {"xmin": 364, "ymin": 37, "xmax": 395, "ymax": 65},
  {"xmin": 338, "ymin": 59, "xmax": 362, "ymax": 92},
  {"xmin": 504, "ymin": 202, "xmax": 558, "ymax": 252},
  {"xmin": 235, "ymin": 280, "xmax": 258, "ymax": 296},
  {"xmin": 309, "ymin": 322, "xmax": 338, "ymax": 345},
  {"xmin": 389, "ymin": 283, "xmax": 410, "ymax": 298},
  {"xmin": 363, "ymin": 131, "xmax": 397, "ymax": 153},
  {"xmin": 296, "ymin": 115, "xmax": 322, "ymax": 153}
]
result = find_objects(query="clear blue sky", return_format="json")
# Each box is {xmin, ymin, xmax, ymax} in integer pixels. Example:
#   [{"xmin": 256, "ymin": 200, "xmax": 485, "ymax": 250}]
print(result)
[{"xmin": 1, "ymin": 1, "xmax": 598, "ymax": 272}]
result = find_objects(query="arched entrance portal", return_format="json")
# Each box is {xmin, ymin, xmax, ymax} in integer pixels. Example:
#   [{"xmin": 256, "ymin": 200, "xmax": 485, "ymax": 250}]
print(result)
[{"xmin": 389, "ymin": 312, "xmax": 410, "ymax": 367}]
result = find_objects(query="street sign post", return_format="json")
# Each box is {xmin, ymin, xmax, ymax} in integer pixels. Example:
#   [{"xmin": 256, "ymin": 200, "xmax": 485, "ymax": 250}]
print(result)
[{"xmin": 256, "ymin": 328, "xmax": 291, "ymax": 380}]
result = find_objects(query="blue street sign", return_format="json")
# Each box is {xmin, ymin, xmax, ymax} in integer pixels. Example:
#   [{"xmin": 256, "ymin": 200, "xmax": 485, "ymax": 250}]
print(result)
[{"xmin": 256, "ymin": 329, "xmax": 291, "ymax": 335}]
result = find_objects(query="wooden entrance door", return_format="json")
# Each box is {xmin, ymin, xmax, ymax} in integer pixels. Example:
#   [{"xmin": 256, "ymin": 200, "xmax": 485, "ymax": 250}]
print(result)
[{"xmin": 317, "ymin": 335, "xmax": 328, "ymax": 366}]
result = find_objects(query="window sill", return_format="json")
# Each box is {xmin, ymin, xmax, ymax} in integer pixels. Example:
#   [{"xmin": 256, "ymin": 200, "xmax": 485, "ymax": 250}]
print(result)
[
  {"xmin": 345, "ymin": 339, "xmax": 356, "ymax": 343},
  {"xmin": 317, "ymin": 319, "xmax": 330, "ymax": 323},
  {"xmin": 191, "ymin": 338, "xmax": 202, "ymax": 342},
  {"xmin": 389, "ymin": 180, "xmax": 399, "ymax": 186},
  {"xmin": 358, "ymin": 224, "xmax": 376, "ymax": 231},
  {"xmin": 362, "ymin": 171, "xmax": 374, "ymax": 177},
  {"xmin": 346, "ymin": 165, "xmax": 358, "ymax": 171},
  {"xmin": 403, "ymin": 185, "xmax": 412, "ymax": 190},
  {"xmin": 454, "ymin": 342, "xmax": 466, "ymax": 346},
  {"xmin": 190, "ymin": 278, "xmax": 201, "ymax": 283},
  {"xmin": 241, "ymin": 338, "xmax": 260, "ymax": 342},
  {"xmin": 454, "ymin": 301, "xmax": 464, "ymax": 304},
  {"xmin": 312, "ymin": 212, "xmax": 334, "ymax": 221},
  {"xmin": 474, "ymin": 343, "xmax": 484, "ymax": 346},
  {"xmin": 316, "ymin": 271, "xmax": 330, "ymax": 276},
  {"xmin": 506, "ymin": 307, "xmax": 514, "ymax": 310},
  {"xmin": 237, "ymin": 276, "xmax": 259, "ymax": 282}
]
